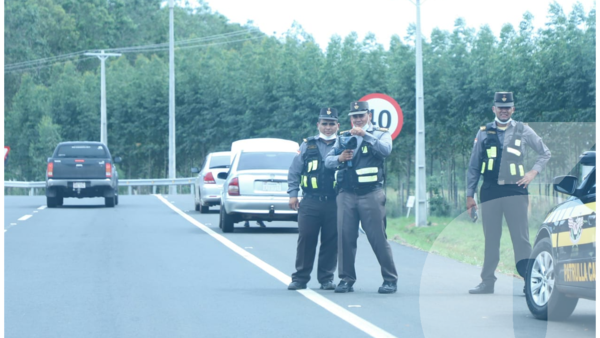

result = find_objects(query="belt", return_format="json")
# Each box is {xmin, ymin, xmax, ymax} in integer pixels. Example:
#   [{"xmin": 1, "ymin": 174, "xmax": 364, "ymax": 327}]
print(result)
[
  {"xmin": 303, "ymin": 194, "xmax": 336, "ymax": 201},
  {"xmin": 342, "ymin": 185, "xmax": 381, "ymax": 196}
]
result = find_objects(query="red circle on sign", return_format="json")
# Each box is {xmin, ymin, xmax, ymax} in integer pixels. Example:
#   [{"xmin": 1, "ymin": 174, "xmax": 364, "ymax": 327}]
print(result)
[{"xmin": 359, "ymin": 93, "xmax": 404, "ymax": 140}]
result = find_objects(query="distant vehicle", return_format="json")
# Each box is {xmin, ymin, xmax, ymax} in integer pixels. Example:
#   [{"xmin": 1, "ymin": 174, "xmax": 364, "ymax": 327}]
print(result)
[
  {"xmin": 191, "ymin": 151, "xmax": 231, "ymax": 213},
  {"xmin": 45, "ymin": 141, "xmax": 121, "ymax": 208},
  {"xmin": 218, "ymin": 138, "xmax": 300, "ymax": 232},
  {"xmin": 525, "ymin": 151, "xmax": 596, "ymax": 320}
]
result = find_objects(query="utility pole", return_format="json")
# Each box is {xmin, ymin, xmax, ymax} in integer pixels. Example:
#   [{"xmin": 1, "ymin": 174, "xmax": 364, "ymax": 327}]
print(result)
[
  {"xmin": 168, "ymin": 0, "xmax": 177, "ymax": 195},
  {"xmin": 414, "ymin": 0, "xmax": 427, "ymax": 226},
  {"xmin": 84, "ymin": 50, "xmax": 121, "ymax": 146}
]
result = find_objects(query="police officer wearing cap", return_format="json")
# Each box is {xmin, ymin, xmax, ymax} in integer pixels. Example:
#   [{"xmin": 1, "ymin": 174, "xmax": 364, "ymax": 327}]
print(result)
[
  {"xmin": 287, "ymin": 107, "xmax": 340, "ymax": 291},
  {"xmin": 325, "ymin": 101, "xmax": 398, "ymax": 294},
  {"xmin": 467, "ymin": 92, "xmax": 551, "ymax": 294}
]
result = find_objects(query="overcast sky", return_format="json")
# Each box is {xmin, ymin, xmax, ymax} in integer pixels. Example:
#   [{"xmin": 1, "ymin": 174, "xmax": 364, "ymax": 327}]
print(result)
[{"xmin": 192, "ymin": 0, "xmax": 595, "ymax": 49}]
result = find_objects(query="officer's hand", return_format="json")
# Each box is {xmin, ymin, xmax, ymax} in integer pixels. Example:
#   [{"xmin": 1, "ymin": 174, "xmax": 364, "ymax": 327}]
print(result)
[
  {"xmin": 517, "ymin": 170, "xmax": 538, "ymax": 188},
  {"xmin": 467, "ymin": 196, "xmax": 477, "ymax": 216},
  {"xmin": 338, "ymin": 149, "xmax": 354, "ymax": 162},
  {"xmin": 350, "ymin": 127, "xmax": 366, "ymax": 137},
  {"xmin": 289, "ymin": 197, "xmax": 299, "ymax": 211}
]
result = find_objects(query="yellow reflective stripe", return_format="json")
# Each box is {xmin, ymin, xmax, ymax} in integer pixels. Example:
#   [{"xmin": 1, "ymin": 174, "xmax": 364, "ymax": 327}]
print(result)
[
  {"xmin": 307, "ymin": 161, "xmax": 313, "ymax": 172},
  {"xmin": 311, "ymin": 177, "xmax": 318, "ymax": 189},
  {"xmin": 510, "ymin": 163, "xmax": 517, "ymax": 175},
  {"xmin": 519, "ymin": 164, "xmax": 525, "ymax": 176},
  {"xmin": 556, "ymin": 227, "xmax": 596, "ymax": 247},
  {"xmin": 481, "ymin": 162, "xmax": 486, "ymax": 174},
  {"xmin": 362, "ymin": 146, "xmax": 368, "ymax": 153},
  {"xmin": 507, "ymin": 147, "xmax": 522, "ymax": 156},
  {"xmin": 302, "ymin": 176, "xmax": 307, "ymax": 187},
  {"xmin": 514, "ymin": 139, "xmax": 521, "ymax": 146},
  {"xmin": 312, "ymin": 160, "xmax": 318, "ymax": 171},
  {"xmin": 355, "ymin": 167, "xmax": 379, "ymax": 175},
  {"xmin": 486, "ymin": 147, "xmax": 497, "ymax": 158},
  {"xmin": 488, "ymin": 159, "xmax": 494, "ymax": 171},
  {"xmin": 358, "ymin": 175, "xmax": 378, "ymax": 183}
]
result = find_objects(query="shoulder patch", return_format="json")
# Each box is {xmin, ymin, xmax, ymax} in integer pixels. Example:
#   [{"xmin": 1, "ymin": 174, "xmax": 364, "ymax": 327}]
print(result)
[
  {"xmin": 377, "ymin": 127, "xmax": 389, "ymax": 132},
  {"xmin": 480, "ymin": 126, "xmax": 486, "ymax": 131}
]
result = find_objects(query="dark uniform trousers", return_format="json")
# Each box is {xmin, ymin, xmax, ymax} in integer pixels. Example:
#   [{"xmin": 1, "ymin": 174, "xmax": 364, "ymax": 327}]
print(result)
[
  {"xmin": 291, "ymin": 197, "xmax": 338, "ymax": 284},
  {"xmin": 479, "ymin": 182, "xmax": 532, "ymax": 284},
  {"xmin": 337, "ymin": 188, "xmax": 398, "ymax": 283}
]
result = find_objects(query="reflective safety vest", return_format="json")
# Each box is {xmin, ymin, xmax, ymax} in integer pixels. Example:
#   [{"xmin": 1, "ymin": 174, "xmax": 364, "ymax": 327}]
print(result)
[
  {"xmin": 336, "ymin": 130, "xmax": 385, "ymax": 190},
  {"xmin": 300, "ymin": 137, "xmax": 336, "ymax": 195},
  {"xmin": 481, "ymin": 122, "xmax": 526, "ymax": 184}
]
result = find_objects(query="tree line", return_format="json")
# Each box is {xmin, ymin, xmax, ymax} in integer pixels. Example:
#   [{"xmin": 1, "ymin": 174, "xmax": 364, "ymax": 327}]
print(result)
[{"xmin": 4, "ymin": 0, "xmax": 596, "ymax": 214}]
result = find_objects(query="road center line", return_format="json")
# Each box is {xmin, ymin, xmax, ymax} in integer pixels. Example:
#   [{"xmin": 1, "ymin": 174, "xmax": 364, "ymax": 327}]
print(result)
[
  {"xmin": 154, "ymin": 194, "xmax": 396, "ymax": 338},
  {"xmin": 18, "ymin": 215, "xmax": 32, "ymax": 221}
]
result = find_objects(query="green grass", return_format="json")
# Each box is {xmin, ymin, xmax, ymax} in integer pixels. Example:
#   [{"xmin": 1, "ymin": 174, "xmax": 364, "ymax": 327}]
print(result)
[{"xmin": 386, "ymin": 213, "xmax": 539, "ymax": 278}]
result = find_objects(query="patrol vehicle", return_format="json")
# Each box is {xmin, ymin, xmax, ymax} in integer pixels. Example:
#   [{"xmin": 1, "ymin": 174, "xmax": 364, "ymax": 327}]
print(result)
[{"xmin": 525, "ymin": 151, "xmax": 595, "ymax": 320}]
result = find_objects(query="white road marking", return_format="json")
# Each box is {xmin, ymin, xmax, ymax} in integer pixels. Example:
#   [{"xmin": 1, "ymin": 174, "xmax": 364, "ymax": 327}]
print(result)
[
  {"xmin": 38, "ymin": 206, "xmax": 46, "ymax": 210},
  {"xmin": 155, "ymin": 194, "xmax": 396, "ymax": 338},
  {"xmin": 33, "ymin": 211, "xmax": 38, "ymax": 213},
  {"xmin": 10, "ymin": 223, "xmax": 16, "ymax": 226},
  {"xmin": 18, "ymin": 215, "xmax": 32, "ymax": 221}
]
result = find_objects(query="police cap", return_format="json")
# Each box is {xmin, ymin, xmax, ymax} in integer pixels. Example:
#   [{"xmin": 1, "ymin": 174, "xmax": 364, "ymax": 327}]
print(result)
[
  {"xmin": 494, "ymin": 92, "xmax": 514, "ymax": 107},
  {"xmin": 319, "ymin": 107, "xmax": 338, "ymax": 120},
  {"xmin": 349, "ymin": 101, "xmax": 369, "ymax": 115}
]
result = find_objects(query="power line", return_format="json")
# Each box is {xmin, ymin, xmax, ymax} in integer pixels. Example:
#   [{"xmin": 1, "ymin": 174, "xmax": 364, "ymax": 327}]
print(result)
[{"xmin": 5, "ymin": 28, "xmax": 263, "ymax": 73}]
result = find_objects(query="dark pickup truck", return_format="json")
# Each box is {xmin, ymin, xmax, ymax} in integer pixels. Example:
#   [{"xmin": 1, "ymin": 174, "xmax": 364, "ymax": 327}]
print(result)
[{"xmin": 46, "ymin": 141, "xmax": 121, "ymax": 208}]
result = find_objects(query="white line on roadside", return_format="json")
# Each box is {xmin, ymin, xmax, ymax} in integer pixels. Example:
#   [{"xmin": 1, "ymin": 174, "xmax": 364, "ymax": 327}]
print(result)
[
  {"xmin": 38, "ymin": 206, "xmax": 47, "ymax": 210},
  {"xmin": 154, "ymin": 194, "xmax": 396, "ymax": 338},
  {"xmin": 18, "ymin": 215, "xmax": 32, "ymax": 221}
]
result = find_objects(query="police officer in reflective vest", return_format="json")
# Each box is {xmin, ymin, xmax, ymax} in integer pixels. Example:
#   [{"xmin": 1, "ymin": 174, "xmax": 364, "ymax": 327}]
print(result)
[
  {"xmin": 325, "ymin": 101, "xmax": 398, "ymax": 294},
  {"xmin": 467, "ymin": 92, "xmax": 551, "ymax": 294},
  {"xmin": 287, "ymin": 107, "xmax": 340, "ymax": 290}
]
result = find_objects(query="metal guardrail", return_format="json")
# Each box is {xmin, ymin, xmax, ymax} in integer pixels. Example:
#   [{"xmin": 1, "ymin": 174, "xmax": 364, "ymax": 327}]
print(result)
[{"xmin": 4, "ymin": 178, "xmax": 197, "ymax": 196}]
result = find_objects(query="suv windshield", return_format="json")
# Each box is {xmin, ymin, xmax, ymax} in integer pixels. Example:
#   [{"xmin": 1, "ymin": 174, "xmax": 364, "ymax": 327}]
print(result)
[
  {"xmin": 237, "ymin": 152, "xmax": 296, "ymax": 171},
  {"xmin": 56, "ymin": 144, "xmax": 108, "ymax": 158},
  {"xmin": 209, "ymin": 155, "xmax": 231, "ymax": 169}
]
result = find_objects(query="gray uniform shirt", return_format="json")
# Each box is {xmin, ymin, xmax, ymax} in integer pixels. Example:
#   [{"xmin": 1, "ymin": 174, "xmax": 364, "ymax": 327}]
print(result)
[
  {"xmin": 287, "ymin": 136, "xmax": 337, "ymax": 198},
  {"xmin": 325, "ymin": 124, "xmax": 392, "ymax": 169},
  {"xmin": 467, "ymin": 120, "xmax": 551, "ymax": 197}
]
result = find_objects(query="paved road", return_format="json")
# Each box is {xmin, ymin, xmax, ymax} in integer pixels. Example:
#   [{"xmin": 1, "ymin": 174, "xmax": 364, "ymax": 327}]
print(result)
[{"xmin": 4, "ymin": 195, "xmax": 596, "ymax": 337}]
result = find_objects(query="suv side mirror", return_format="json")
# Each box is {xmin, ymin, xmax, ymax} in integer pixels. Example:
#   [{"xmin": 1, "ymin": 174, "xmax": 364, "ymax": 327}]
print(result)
[
  {"xmin": 217, "ymin": 172, "xmax": 228, "ymax": 180},
  {"xmin": 191, "ymin": 167, "xmax": 199, "ymax": 174},
  {"xmin": 113, "ymin": 156, "xmax": 122, "ymax": 164},
  {"xmin": 553, "ymin": 175, "xmax": 578, "ymax": 196}
]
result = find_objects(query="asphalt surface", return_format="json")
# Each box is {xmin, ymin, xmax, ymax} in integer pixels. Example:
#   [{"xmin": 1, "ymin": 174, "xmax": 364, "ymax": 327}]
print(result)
[{"xmin": 4, "ymin": 194, "xmax": 596, "ymax": 338}]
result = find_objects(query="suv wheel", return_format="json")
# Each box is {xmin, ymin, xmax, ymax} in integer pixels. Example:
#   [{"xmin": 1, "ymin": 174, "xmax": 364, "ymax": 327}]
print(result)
[
  {"xmin": 200, "ymin": 205, "xmax": 209, "ymax": 213},
  {"xmin": 105, "ymin": 196, "xmax": 115, "ymax": 207},
  {"xmin": 47, "ymin": 196, "xmax": 58, "ymax": 208},
  {"xmin": 220, "ymin": 206, "xmax": 234, "ymax": 233},
  {"xmin": 526, "ymin": 237, "xmax": 579, "ymax": 320}
]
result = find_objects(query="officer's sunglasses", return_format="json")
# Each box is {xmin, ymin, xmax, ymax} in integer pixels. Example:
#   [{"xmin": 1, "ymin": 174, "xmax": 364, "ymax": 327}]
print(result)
[
  {"xmin": 495, "ymin": 106, "xmax": 513, "ymax": 111},
  {"xmin": 319, "ymin": 122, "xmax": 337, "ymax": 126}
]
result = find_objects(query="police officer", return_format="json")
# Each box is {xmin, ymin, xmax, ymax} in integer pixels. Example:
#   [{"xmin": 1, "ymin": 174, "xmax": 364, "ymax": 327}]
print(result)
[
  {"xmin": 467, "ymin": 92, "xmax": 551, "ymax": 294},
  {"xmin": 287, "ymin": 107, "xmax": 340, "ymax": 290},
  {"xmin": 325, "ymin": 101, "xmax": 398, "ymax": 294}
]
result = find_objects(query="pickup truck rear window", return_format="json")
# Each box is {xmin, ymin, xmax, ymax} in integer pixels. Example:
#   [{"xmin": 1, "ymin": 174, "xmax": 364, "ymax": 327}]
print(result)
[
  {"xmin": 56, "ymin": 145, "xmax": 108, "ymax": 158},
  {"xmin": 238, "ymin": 152, "xmax": 296, "ymax": 171}
]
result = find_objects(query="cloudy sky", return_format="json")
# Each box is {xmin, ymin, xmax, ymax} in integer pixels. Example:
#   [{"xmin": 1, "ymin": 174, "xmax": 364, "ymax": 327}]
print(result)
[{"xmin": 192, "ymin": 0, "xmax": 594, "ymax": 49}]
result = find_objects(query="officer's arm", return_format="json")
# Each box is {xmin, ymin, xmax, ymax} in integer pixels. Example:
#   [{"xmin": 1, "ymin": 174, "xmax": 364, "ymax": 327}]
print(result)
[
  {"xmin": 525, "ymin": 126, "xmax": 551, "ymax": 174},
  {"xmin": 324, "ymin": 138, "xmax": 342, "ymax": 169},
  {"xmin": 467, "ymin": 131, "xmax": 484, "ymax": 198},
  {"xmin": 287, "ymin": 142, "xmax": 306, "ymax": 198},
  {"xmin": 363, "ymin": 131, "xmax": 392, "ymax": 157}
]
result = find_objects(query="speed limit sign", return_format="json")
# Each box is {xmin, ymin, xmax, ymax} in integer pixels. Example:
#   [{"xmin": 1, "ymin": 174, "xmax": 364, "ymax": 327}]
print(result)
[{"xmin": 359, "ymin": 93, "xmax": 404, "ymax": 140}]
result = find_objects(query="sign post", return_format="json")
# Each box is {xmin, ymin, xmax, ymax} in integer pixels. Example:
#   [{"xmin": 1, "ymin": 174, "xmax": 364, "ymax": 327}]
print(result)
[
  {"xmin": 359, "ymin": 93, "xmax": 404, "ymax": 140},
  {"xmin": 406, "ymin": 195, "xmax": 415, "ymax": 218}
]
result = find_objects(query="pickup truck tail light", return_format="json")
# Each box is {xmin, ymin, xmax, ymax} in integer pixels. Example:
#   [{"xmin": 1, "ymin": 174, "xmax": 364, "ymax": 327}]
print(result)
[
  {"xmin": 203, "ymin": 172, "xmax": 216, "ymax": 184},
  {"xmin": 105, "ymin": 163, "xmax": 112, "ymax": 177},
  {"xmin": 228, "ymin": 177, "xmax": 240, "ymax": 196},
  {"xmin": 47, "ymin": 162, "xmax": 54, "ymax": 177}
]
